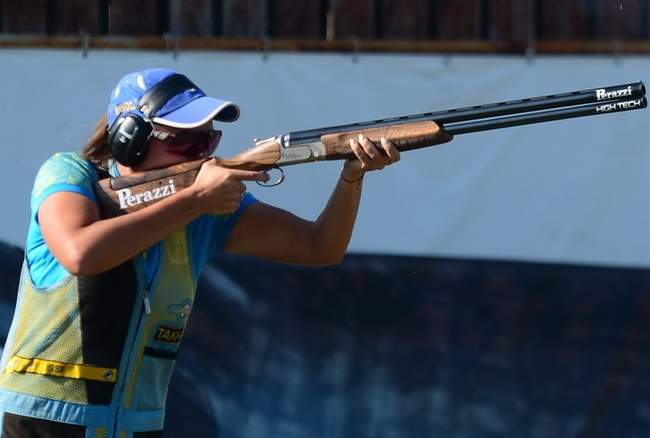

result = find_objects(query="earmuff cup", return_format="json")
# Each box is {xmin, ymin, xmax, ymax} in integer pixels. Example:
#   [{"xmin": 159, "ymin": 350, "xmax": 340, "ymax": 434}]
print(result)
[{"xmin": 107, "ymin": 114, "xmax": 154, "ymax": 167}]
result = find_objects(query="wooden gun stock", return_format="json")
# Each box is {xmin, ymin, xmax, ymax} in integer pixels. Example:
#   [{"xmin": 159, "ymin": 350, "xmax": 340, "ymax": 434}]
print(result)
[{"xmin": 95, "ymin": 159, "xmax": 205, "ymax": 217}]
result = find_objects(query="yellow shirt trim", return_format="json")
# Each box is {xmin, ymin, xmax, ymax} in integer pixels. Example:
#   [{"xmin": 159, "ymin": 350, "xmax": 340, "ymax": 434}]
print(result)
[{"xmin": 6, "ymin": 356, "xmax": 117, "ymax": 383}]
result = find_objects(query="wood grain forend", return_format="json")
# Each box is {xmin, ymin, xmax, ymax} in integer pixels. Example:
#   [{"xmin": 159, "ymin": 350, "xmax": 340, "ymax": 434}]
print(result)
[{"xmin": 319, "ymin": 120, "xmax": 453, "ymax": 160}]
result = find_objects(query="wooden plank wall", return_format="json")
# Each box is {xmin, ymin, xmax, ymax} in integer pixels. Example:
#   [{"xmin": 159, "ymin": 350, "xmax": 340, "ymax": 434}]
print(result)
[
  {"xmin": 54, "ymin": 0, "xmax": 100, "ymax": 34},
  {"xmin": 271, "ymin": 0, "xmax": 322, "ymax": 38},
  {"xmin": 433, "ymin": 0, "xmax": 484, "ymax": 39},
  {"xmin": 1, "ymin": 0, "xmax": 648, "ymax": 42},
  {"xmin": 331, "ymin": 0, "xmax": 373, "ymax": 38},
  {"xmin": 538, "ymin": 0, "xmax": 649, "ymax": 39},
  {"xmin": 3, "ymin": 0, "xmax": 48, "ymax": 33}
]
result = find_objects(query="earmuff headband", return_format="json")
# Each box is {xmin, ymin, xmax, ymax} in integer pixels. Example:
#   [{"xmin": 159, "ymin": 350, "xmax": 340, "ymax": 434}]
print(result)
[{"xmin": 139, "ymin": 74, "xmax": 200, "ymax": 119}]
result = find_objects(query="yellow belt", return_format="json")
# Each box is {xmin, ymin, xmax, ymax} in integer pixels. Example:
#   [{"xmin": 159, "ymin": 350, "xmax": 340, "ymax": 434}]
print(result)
[{"xmin": 6, "ymin": 356, "xmax": 117, "ymax": 383}]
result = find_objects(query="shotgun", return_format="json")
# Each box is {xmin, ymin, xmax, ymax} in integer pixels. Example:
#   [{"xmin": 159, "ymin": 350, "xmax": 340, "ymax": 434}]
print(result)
[{"xmin": 95, "ymin": 82, "xmax": 646, "ymax": 217}]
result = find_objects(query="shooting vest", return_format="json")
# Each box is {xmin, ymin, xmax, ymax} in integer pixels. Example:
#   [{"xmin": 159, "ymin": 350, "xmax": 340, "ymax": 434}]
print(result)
[{"xmin": 0, "ymin": 227, "xmax": 195, "ymax": 437}]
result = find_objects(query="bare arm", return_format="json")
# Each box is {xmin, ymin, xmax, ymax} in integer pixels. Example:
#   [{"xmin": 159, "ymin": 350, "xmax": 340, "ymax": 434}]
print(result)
[
  {"xmin": 40, "ymin": 162, "xmax": 267, "ymax": 276},
  {"xmin": 224, "ymin": 176, "xmax": 362, "ymax": 265},
  {"xmin": 40, "ymin": 189, "xmax": 200, "ymax": 275},
  {"xmin": 225, "ymin": 136, "xmax": 400, "ymax": 265}
]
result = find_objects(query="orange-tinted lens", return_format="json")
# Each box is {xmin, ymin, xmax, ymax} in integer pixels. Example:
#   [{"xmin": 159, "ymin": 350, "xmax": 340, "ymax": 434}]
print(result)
[{"xmin": 164, "ymin": 130, "xmax": 221, "ymax": 157}]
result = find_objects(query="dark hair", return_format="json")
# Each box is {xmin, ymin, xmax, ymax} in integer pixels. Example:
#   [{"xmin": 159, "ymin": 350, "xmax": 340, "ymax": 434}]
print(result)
[{"xmin": 81, "ymin": 115, "xmax": 111, "ymax": 164}]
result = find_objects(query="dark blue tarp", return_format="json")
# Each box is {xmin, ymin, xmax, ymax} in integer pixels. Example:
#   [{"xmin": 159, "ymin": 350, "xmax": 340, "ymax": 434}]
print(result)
[{"xmin": 2, "ymin": 243, "xmax": 650, "ymax": 437}]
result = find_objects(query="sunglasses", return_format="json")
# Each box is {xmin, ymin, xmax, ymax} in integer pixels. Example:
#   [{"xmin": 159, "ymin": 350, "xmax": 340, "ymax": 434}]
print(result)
[{"xmin": 152, "ymin": 129, "xmax": 222, "ymax": 157}]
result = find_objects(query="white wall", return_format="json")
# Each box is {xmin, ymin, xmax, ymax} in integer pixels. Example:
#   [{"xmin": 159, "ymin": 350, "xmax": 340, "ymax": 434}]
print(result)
[{"xmin": 1, "ymin": 48, "xmax": 648, "ymax": 267}]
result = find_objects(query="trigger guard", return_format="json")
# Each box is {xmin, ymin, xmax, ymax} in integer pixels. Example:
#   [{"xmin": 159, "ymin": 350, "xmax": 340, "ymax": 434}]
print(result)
[{"xmin": 257, "ymin": 167, "xmax": 285, "ymax": 187}]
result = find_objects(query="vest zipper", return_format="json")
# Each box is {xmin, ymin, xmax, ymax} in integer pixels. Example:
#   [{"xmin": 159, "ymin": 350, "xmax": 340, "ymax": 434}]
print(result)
[
  {"xmin": 143, "ymin": 290, "xmax": 152, "ymax": 314},
  {"xmin": 142, "ymin": 250, "xmax": 152, "ymax": 314},
  {"xmin": 112, "ymin": 247, "xmax": 161, "ymax": 436}
]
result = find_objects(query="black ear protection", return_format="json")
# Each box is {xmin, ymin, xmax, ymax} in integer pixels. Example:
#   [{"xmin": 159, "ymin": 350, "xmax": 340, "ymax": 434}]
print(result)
[{"xmin": 107, "ymin": 74, "xmax": 200, "ymax": 166}]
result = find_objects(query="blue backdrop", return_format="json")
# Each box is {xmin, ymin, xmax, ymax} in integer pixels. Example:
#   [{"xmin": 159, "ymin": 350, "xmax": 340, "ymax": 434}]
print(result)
[{"xmin": 2, "ymin": 243, "xmax": 649, "ymax": 437}]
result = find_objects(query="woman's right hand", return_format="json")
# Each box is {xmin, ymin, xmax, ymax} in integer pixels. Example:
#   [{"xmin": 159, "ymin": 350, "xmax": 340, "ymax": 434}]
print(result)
[{"xmin": 190, "ymin": 159, "xmax": 268, "ymax": 216}]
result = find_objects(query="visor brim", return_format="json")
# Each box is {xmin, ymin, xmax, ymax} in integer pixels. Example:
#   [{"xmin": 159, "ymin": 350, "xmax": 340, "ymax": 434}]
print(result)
[{"xmin": 153, "ymin": 96, "xmax": 240, "ymax": 128}]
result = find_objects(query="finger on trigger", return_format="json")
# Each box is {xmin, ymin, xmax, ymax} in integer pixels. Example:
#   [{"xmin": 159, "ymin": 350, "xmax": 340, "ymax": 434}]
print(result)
[{"xmin": 231, "ymin": 169, "xmax": 269, "ymax": 181}]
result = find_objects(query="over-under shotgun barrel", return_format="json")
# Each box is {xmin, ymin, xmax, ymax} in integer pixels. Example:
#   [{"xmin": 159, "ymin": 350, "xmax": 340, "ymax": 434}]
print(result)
[
  {"xmin": 445, "ymin": 96, "xmax": 648, "ymax": 135},
  {"xmin": 287, "ymin": 81, "xmax": 645, "ymax": 144}
]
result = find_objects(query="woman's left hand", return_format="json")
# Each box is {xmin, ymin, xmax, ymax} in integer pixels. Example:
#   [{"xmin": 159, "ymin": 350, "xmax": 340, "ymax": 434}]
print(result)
[{"xmin": 341, "ymin": 134, "xmax": 401, "ymax": 182}]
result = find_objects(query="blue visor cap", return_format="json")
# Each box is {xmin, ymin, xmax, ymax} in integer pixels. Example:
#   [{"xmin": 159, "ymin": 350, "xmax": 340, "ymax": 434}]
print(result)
[{"xmin": 107, "ymin": 68, "xmax": 240, "ymax": 129}]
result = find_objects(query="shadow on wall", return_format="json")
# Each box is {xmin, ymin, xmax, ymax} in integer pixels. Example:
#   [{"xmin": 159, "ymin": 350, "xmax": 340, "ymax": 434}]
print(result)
[{"xmin": 2, "ymin": 243, "xmax": 650, "ymax": 437}]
